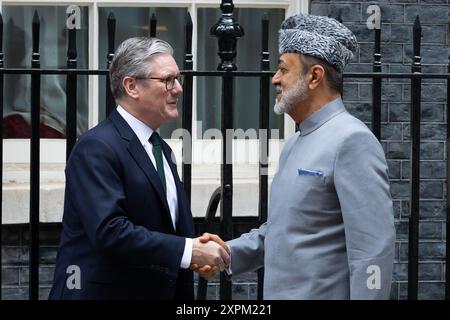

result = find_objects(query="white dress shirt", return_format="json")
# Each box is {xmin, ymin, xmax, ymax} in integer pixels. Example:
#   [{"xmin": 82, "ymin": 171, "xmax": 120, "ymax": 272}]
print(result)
[{"xmin": 117, "ymin": 105, "xmax": 193, "ymax": 269}]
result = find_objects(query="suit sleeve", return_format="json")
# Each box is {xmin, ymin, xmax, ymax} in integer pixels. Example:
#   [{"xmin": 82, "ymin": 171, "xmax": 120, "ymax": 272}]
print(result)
[
  {"xmin": 334, "ymin": 130, "xmax": 396, "ymax": 300},
  {"xmin": 65, "ymin": 136, "xmax": 186, "ymax": 276},
  {"xmin": 226, "ymin": 222, "xmax": 267, "ymax": 276}
]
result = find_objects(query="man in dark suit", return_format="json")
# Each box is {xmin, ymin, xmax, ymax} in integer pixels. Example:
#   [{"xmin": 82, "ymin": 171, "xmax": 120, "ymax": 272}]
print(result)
[{"xmin": 49, "ymin": 37, "xmax": 230, "ymax": 300}]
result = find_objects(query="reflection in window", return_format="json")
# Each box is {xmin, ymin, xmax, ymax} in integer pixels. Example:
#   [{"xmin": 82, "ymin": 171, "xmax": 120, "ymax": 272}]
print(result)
[
  {"xmin": 198, "ymin": 8, "xmax": 285, "ymax": 138},
  {"xmin": 98, "ymin": 7, "xmax": 187, "ymax": 139},
  {"xmin": 2, "ymin": 6, "xmax": 89, "ymax": 138}
]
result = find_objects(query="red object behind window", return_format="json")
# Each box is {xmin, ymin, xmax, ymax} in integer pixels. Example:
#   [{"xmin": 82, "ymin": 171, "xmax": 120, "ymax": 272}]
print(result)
[{"xmin": 3, "ymin": 114, "xmax": 65, "ymax": 138}]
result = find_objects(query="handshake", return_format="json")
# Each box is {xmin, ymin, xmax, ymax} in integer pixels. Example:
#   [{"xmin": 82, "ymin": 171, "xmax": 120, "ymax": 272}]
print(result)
[{"xmin": 190, "ymin": 233, "xmax": 229, "ymax": 280}]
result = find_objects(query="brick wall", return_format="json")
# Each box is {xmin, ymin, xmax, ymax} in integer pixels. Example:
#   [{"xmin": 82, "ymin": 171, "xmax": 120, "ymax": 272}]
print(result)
[
  {"xmin": 310, "ymin": 0, "xmax": 449, "ymax": 299},
  {"xmin": 1, "ymin": 223, "xmax": 259, "ymax": 300},
  {"xmin": 1, "ymin": 224, "xmax": 59, "ymax": 300}
]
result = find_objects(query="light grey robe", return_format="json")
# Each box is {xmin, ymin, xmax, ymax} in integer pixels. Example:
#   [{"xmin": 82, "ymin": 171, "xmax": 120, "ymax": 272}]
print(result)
[{"xmin": 228, "ymin": 97, "xmax": 396, "ymax": 300}]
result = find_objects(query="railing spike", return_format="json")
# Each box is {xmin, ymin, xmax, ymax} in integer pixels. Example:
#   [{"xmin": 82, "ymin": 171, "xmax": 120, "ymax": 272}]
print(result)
[
  {"xmin": 32, "ymin": 10, "xmax": 39, "ymax": 24},
  {"xmin": 32, "ymin": 11, "xmax": 40, "ymax": 54},
  {"xmin": 106, "ymin": 11, "xmax": 116, "ymax": 116},
  {"xmin": 337, "ymin": 9, "xmax": 343, "ymax": 23},
  {"xmin": 261, "ymin": 13, "xmax": 269, "ymax": 53},
  {"xmin": 186, "ymin": 11, "xmax": 193, "ymax": 27},
  {"xmin": 107, "ymin": 12, "xmax": 116, "ymax": 55},
  {"xmin": 67, "ymin": 29, "xmax": 77, "ymax": 61},
  {"xmin": 185, "ymin": 11, "xmax": 193, "ymax": 54},
  {"xmin": 413, "ymin": 15, "xmax": 421, "ymax": 30},
  {"xmin": 412, "ymin": 15, "xmax": 422, "ymax": 72},
  {"xmin": 150, "ymin": 13, "xmax": 157, "ymax": 37}
]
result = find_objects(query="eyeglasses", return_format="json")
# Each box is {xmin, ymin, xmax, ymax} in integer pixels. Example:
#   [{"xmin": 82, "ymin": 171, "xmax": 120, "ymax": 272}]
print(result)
[{"xmin": 135, "ymin": 74, "xmax": 184, "ymax": 90}]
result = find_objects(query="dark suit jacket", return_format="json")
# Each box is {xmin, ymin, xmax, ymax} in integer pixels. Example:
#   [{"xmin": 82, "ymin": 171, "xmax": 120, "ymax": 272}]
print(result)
[{"xmin": 49, "ymin": 110, "xmax": 195, "ymax": 300}]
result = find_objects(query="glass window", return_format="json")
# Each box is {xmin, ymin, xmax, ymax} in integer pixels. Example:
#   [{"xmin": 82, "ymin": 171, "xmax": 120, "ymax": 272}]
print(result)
[
  {"xmin": 98, "ymin": 7, "xmax": 187, "ymax": 138},
  {"xmin": 197, "ymin": 8, "xmax": 285, "ymax": 138},
  {"xmin": 2, "ymin": 6, "xmax": 89, "ymax": 138}
]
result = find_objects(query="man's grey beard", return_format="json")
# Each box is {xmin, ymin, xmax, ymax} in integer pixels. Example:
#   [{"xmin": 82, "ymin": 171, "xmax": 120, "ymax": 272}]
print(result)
[{"xmin": 274, "ymin": 76, "xmax": 308, "ymax": 115}]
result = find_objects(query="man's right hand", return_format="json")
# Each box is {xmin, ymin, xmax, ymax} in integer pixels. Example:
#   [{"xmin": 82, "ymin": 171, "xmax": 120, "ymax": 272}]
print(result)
[
  {"xmin": 198, "ymin": 233, "xmax": 229, "ymax": 253},
  {"xmin": 191, "ymin": 236, "xmax": 230, "ymax": 271},
  {"xmin": 189, "ymin": 264, "xmax": 219, "ymax": 280},
  {"xmin": 190, "ymin": 233, "xmax": 230, "ymax": 279}
]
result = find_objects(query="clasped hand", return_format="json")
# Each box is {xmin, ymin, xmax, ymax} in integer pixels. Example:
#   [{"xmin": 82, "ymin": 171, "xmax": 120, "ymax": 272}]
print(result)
[{"xmin": 190, "ymin": 233, "xmax": 229, "ymax": 280}]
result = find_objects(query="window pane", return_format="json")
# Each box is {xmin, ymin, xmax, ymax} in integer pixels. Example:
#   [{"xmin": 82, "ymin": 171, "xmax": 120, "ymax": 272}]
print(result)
[
  {"xmin": 98, "ymin": 7, "xmax": 187, "ymax": 139},
  {"xmin": 197, "ymin": 8, "xmax": 285, "ymax": 138},
  {"xmin": 2, "ymin": 6, "xmax": 89, "ymax": 138}
]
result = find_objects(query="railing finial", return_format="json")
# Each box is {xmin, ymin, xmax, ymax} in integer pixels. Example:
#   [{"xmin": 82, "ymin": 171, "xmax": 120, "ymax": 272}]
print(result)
[
  {"xmin": 210, "ymin": 0, "xmax": 244, "ymax": 71},
  {"xmin": 32, "ymin": 11, "xmax": 40, "ymax": 57}
]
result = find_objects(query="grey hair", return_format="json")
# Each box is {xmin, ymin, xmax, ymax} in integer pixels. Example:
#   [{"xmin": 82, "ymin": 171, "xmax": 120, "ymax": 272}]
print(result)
[
  {"xmin": 299, "ymin": 54, "xmax": 343, "ymax": 94},
  {"xmin": 109, "ymin": 37, "xmax": 173, "ymax": 100}
]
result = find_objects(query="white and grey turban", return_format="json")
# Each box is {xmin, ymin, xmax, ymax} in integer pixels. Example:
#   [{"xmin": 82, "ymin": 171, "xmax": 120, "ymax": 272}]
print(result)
[{"xmin": 279, "ymin": 14, "xmax": 359, "ymax": 73}]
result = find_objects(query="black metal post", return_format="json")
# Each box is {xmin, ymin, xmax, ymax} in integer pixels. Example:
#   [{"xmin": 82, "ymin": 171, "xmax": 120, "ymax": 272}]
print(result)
[
  {"xmin": 257, "ymin": 14, "xmax": 269, "ymax": 301},
  {"xmin": 197, "ymin": 187, "xmax": 222, "ymax": 300},
  {"xmin": 446, "ymin": 55, "xmax": 450, "ymax": 300},
  {"xmin": 106, "ymin": 13, "xmax": 116, "ymax": 117},
  {"xmin": 150, "ymin": 13, "xmax": 157, "ymax": 38},
  {"xmin": 211, "ymin": 0, "xmax": 243, "ymax": 300},
  {"xmin": 219, "ymin": 74, "xmax": 233, "ymax": 300},
  {"xmin": 29, "ymin": 11, "xmax": 41, "ymax": 300},
  {"xmin": 66, "ymin": 23, "xmax": 77, "ymax": 159},
  {"xmin": 408, "ymin": 16, "xmax": 422, "ymax": 300},
  {"xmin": 182, "ymin": 12, "xmax": 193, "ymax": 201},
  {"xmin": 372, "ymin": 26, "xmax": 382, "ymax": 140},
  {"xmin": 0, "ymin": 12, "xmax": 3, "ymax": 301}
]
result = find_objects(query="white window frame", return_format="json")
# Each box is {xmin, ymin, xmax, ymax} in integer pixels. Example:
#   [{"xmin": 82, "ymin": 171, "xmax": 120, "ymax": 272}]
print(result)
[
  {"xmin": 1, "ymin": 0, "xmax": 308, "ymax": 165},
  {"xmin": 1, "ymin": 0, "xmax": 309, "ymax": 223}
]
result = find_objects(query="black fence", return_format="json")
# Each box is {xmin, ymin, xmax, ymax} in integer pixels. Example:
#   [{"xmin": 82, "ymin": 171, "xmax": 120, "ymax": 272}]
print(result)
[{"xmin": 1, "ymin": 0, "xmax": 450, "ymax": 300}]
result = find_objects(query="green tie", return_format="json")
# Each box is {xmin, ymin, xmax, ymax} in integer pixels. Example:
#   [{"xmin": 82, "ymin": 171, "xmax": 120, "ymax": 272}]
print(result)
[{"xmin": 150, "ymin": 132, "xmax": 166, "ymax": 193}]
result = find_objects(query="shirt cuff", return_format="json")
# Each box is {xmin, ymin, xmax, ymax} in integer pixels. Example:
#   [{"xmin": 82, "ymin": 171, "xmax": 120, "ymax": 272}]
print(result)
[
  {"xmin": 225, "ymin": 250, "xmax": 232, "ymax": 278},
  {"xmin": 180, "ymin": 238, "xmax": 193, "ymax": 269}
]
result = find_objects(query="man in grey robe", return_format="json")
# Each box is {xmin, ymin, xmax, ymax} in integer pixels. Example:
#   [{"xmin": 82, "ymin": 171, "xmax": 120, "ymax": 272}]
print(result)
[{"xmin": 194, "ymin": 14, "xmax": 396, "ymax": 300}]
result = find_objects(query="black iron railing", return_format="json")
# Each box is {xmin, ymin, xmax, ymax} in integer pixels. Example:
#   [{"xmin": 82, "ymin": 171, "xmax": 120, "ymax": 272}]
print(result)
[
  {"xmin": 408, "ymin": 16, "xmax": 422, "ymax": 301},
  {"xmin": 29, "ymin": 11, "xmax": 40, "ymax": 301},
  {"xmin": 1, "ymin": 0, "xmax": 450, "ymax": 301}
]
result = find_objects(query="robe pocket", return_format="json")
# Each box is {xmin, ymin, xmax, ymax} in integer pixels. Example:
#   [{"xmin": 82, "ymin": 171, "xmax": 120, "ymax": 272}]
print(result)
[{"xmin": 294, "ymin": 174, "xmax": 326, "ymax": 186}]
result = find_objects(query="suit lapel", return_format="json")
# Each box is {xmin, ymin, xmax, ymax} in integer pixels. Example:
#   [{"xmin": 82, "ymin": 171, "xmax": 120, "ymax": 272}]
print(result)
[
  {"xmin": 127, "ymin": 137, "xmax": 171, "ymax": 215},
  {"xmin": 109, "ymin": 110, "xmax": 173, "ymax": 230}
]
